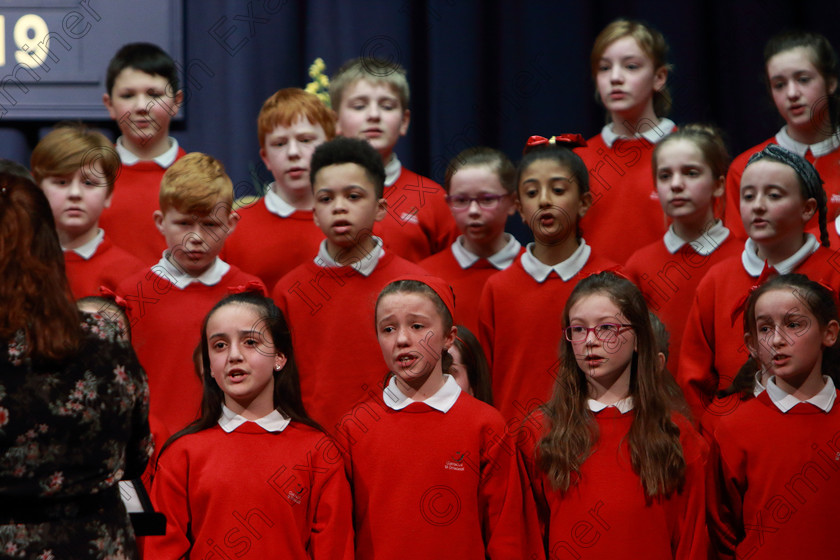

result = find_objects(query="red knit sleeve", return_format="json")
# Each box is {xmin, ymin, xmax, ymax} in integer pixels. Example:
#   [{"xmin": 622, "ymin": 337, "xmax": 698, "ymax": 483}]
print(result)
[
  {"xmin": 677, "ymin": 277, "xmax": 720, "ymax": 422},
  {"xmin": 478, "ymin": 281, "xmax": 496, "ymax": 371},
  {"xmin": 309, "ymin": 434, "xmax": 355, "ymax": 560},
  {"xmin": 707, "ymin": 422, "xmax": 744, "ymax": 560},
  {"xmin": 146, "ymin": 443, "xmax": 191, "ymax": 559},
  {"xmin": 671, "ymin": 416, "xmax": 710, "ymax": 560}
]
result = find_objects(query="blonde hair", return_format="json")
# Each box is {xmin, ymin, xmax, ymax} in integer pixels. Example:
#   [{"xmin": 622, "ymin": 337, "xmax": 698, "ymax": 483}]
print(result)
[
  {"xmin": 159, "ymin": 152, "xmax": 233, "ymax": 214},
  {"xmin": 591, "ymin": 19, "xmax": 672, "ymax": 118},
  {"xmin": 329, "ymin": 57, "xmax": 409, "ymax": 110},
  {"xmin": 257, "ymin": 88, "xmax": 336, "ymax": 150},
  {"xmin": 30, "ymin": 123, "xmax": 120, "ymax": 194}
]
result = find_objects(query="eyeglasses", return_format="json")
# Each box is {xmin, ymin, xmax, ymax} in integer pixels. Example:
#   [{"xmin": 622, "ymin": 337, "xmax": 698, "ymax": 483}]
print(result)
[
  {"xmin": 445, "ymin": 193, "xmax": 510, "ymax": 210},
  {"xmin": 564, "ymin": 323, "xmax": 634, "ymax": 342}
]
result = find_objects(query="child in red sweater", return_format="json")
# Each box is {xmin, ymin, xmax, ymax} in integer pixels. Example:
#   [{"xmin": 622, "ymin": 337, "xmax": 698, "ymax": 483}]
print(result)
[
  {"xmin": 330, "ymin": 57, "xmax": 458, "ymax": 261},
  {"xmin": 420, "ymin": 147, "xmax": 522, "ymax": 333},
  {"xmin": 575, "ymin": 19, "xmax": 676, "ymax": 265},
  {"xmin": 336, "ymin": 275, "xmax": 543, "ymax": 560},
  {"xmin": 708, "ymin": 274, "xmax": 840, "ymax": 559},
  {"xmin": 479, "ymin": 135, "xmax": 618, "ymax": 421},
  {"xmin": 725, "ymin": 32, "xmax": 840, "ymax": 240},
  {"xmin": 625, "ymin": 125, "xmax": 741, "ymax": 375},
  {"xmin": 100, "ymin": 43, "xmax": 187, "ymax": 265},
  {"xmin": 518, "ymin": 272, "xmax": 708, "ymax": 560},
  {"xmin": 117, "ymin": 153, "xmax": 264, "ymax": 434},
  {"xmin": 223, "ymin": 88, "xmax": 334, "ymax": 288},
  {"xmin": 147, "ymin": 290, "xmax": 353, "ymax": 559},
  {"xmin": 449, "ymin": 325, "xmax": 494, "ymax": 405},
  {"xmin": 31, "ymin": 124, "xmax": 145, "ymax": 299},
  {"xmin": 272, "ymin": 137, "xmax": 425, "ymax": 431},
  {"xmin": 678, "ymin": 144, "xmax": 840, "ymax": 422}
]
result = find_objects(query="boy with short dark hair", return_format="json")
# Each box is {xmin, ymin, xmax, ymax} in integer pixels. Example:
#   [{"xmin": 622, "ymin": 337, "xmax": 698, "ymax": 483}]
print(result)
[
  {"xmin": 100, "ymin": 42, "xmax": 186, "ymax": 265},
  {"xmin": 117, "ymin": 153, "xmax": 264, "ymax": 434},
  {"xmin": 272, "ymin": 137, "xmax": 425, "ymax": 430},
  {"xmin": 223, "ymin": 88, "xmax": 335, "ymax": 288},
  {"xmin": 31, "ymin": 123, "xmax": 145, "ymax": 298},
  {"xmin": 330, "ymin": 58, "xmax": 458, "ymax": 262}
]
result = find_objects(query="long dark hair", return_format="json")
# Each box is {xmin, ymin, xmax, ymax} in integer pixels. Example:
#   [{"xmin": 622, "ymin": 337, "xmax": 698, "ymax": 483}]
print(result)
[
  {"xmin": 160, "ymin": 292, "xmax": 320, "ymax": 455},
  {"xmin": 537, "ymin": 272, "xmax": 687, "ymax": 497},
  {"xmin": 0, "ymin": 164, "xmax": 81, "ymax": 363}
]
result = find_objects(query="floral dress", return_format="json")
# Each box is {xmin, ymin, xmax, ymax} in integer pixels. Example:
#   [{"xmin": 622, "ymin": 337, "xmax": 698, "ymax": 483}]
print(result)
[{"xmin": 0, "ymin": 313, "xmax": 152, "ymax": 560}]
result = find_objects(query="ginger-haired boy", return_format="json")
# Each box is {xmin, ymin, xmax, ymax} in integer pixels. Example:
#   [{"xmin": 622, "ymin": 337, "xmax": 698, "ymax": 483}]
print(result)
[
  {"xmin": 100, "ymin": 42, "xmax": 186, "ymax": 265},
  {"xmin": 117, "ymin": 153, "xmax": 264, "ymax": 434},
  {"xmin": 32, "ymin": 123, "xmax": 145, "ymax": 299},
  {"xmin": 223, "ymin": 88, "xmax": 335, "ymax": 289},
  {"xmin": 330, "ymin": 58, "xmax": 458, "ymax": 262},
  {"xmin": 272, "ymin": 137, "xmax": 425, "ymax": 431}
]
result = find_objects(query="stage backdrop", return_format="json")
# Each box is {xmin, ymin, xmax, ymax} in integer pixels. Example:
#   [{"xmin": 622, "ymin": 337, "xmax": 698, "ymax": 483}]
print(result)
[{"xmin": 2, "ymin": 0, "xmax": 839, "ymax": 242}]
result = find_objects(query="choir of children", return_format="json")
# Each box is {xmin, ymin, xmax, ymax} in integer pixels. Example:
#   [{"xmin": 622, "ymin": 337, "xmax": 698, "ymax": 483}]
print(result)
[{"xmin": 12, "ymin": 22, "xmax": 840, "ymax": 558}]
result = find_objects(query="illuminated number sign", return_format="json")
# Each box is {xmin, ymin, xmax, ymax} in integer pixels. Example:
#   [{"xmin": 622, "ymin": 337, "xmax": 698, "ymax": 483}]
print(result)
[{"xmin": 0, "ymin": 0, "xmax": 183, "ymax": 120}]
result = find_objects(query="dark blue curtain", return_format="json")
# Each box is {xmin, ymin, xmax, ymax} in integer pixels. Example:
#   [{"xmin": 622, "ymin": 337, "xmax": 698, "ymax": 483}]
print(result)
[{"xmin": 4, "ymin": 0, "xmax": 840, "ymax": 224}]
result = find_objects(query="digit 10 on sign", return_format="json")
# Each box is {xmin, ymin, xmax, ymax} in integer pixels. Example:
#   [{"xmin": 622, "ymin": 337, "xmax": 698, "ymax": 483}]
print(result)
[{"xmin": 0, "ymin": 14, "xmax": 51, "ymax": 68}]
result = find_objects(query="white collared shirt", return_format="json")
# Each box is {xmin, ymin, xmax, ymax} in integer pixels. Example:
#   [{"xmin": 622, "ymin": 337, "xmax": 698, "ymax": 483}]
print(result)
[
  {"xmin": 754, "ymin": 371, "xmax": 767, "ymax": 397},
  {"xmin": 313, "ymin": 236, "xmax": 384, "ymax": 277},
  {"xmin": 384, "ymin": 153, "xmax": 402, "ymax": 187},
  {"xmin": 115, "ymin": 136, "xmax": 180, "ymax": 168},
  {"xmin": 663, "ymin": 221, "xmax": 730, "ymax": 256},
  {"xmin": 741, "ymin": 234, "xmax": 819, "ymax": 277},
  {"xmin": 765, "ymin": 376, "xmax": 836, "ymax": 413},
  {"xmin": 218, "ymin": 404, "xmax": 291, "ymax": 433},
  {"xmin": 383, "ymin": 374, "xmax": 462, "ymax": 413},
  {"xmin": 63, "ymin": 229, "xmax": 105, "ymax": 260},
  {"xmin": 520, "ymin": 240, "xmax": 591, "ymax": 283},
  {"xmin": 450, "ymin": 234, "xmax": 521, "ymax": 270},
  {"xmin": 263, "ymin": 184, "xmax": 299, "ymax": 218},
  {"xmin": 587, "ymin": 396, "xmax": 634, "ymax": 414},
  {"xmin": 600, "ymin": 118, "xmax": 676, "ymax": 149},
  {"xmin": 151, "ymin": 253, "xmax": 231, "ymax": 289},
  {"xmin": 775, "ymin": 126, "xmax": 840, "ymax": 158},
  {"xmin": 835, "ymin": 214, "xmax": 840, "ymax": 238}
]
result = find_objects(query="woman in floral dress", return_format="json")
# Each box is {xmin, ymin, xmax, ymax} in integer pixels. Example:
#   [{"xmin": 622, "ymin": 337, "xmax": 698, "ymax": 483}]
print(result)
[{"xmin": 0, "ymin": 163, "xmax": 152, "ymax": 560}]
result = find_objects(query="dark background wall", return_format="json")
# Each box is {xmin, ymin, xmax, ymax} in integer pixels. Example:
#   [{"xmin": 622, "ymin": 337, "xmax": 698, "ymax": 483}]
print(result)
[{"xmin": 3, "ymin": 0, "xmax": 839, "ymax": 215}]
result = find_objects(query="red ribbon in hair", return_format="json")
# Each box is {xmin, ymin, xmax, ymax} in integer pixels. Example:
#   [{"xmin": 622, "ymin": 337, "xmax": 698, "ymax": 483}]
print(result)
[
  {"xmin": 97, "ymin": 286, "xmax": 132, "ymax": 323},
  {"xmin": 523, "ymin": 133, "xmax": 587, "ymax": 154},
  {"xmin": 227, "ymin": 281, "xmax": 268, "ymax": 297},
  {"xmin": 729, "ymin": 262, "xmax": 777, "ymax": 326}
]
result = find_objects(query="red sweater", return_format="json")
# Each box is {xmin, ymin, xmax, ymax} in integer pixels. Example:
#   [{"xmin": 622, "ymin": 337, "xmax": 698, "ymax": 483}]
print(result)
[
  {"xmin": 624, "ymin": 233, "xmax": 741, "ymax": 375},
  {"xmin": 709, "ymin": 390, "xmax": 840, "ymax": 559},
  {"xmin": 272, "ymin": 252, "xmax": 426, "ymax": 431},
  {"xmin": 335, "ymin": 392, "xmax": 544, "ymax": 560},
  {"xmin": 147, "ymin": 422, "xmax": 353, "ymax": 560},
  {"xmin": 419, "ymin": 244, "xmax": 524, "ymax": 334},
  {"xmin": 222, "ymin": 199, "xmax": 323, "ymax": 289},
  {"xmin": 676, "ymin": 246, "xmax": 840, "ymax": 421},
  {"xmin": 576, "ymin": 130, "xmax": 674, "ymax": 265},
  {"xmin": 724, "ymin": 137, "xmax": 840, "ymax": 240},
  {"xmin": 64, "ymin": 233, "xmax": 146, "ymax": 299},
  {"xmin": 519, "ymin": 408, "xmax": 708, "ymax": 560},
  {"xmin": 373, "ymin": 167, "xmax": 459, "ymax": 262},
  {"xmin": 478, "ymin": 253, "xmax": 618, "ymax": 422},
  {"xmin": 117, "ymin": 265, "xmax": 264, "ymax": 434},
  {"xmin": 99, "ymin": 148, "xmax": 187, "ymax": 266}
]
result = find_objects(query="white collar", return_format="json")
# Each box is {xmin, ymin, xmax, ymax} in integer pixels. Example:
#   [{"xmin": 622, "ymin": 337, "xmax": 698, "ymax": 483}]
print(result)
[
  {"xmin": 152, "ymin": 253, "xmax": 231, "ymax": 289},
  {"xmin": 520, "ymin": 240, "xmax": 591, "ymax": 282},
  {"xmin": 115, "ymin": 136, "xmax": 180, "ymax": 168},
  {"xmin": 775, "ymin": 126, "xmax": 840, "ymax": 158},
  {"xmin": 314, "ymin": 236, "xmax": 384, "ymax": 277},
  {"xmin": 600, "ymin": 118, "xmax": 675, "ymax": 149},
  {"xmin": 383, "ymin": 374, "xmax": 461, "ymax": 413},
  {"xmin": 663, "ymin": 221, "xmax": 730, "ymax": 256},
  {"xmin": 263, "ymin": 184, "xmax": 299, "ymax": 218},
  {"xmin": 383, "ymin": 153, "xmax": 402, "ymax": 187},
  {"xmin": 587, "ymin": 396, "xmax": 634, "ymax": 414},
  {"xmin": 218, "ymin": 405, "xmax": 291, "ymax": 433},
  {"xmin": 835, "ymin": 214, "xmax": 840, "ymax": 237},
  {"xmin": 450, "ymin": 234, "xmax": 521, "ymax": 270},
  {"xmin": 765, "ymin": 376, "xmax": 836, "ymax": 413},
  {"xmin": 63, "ymin": 229, "xmax": 105, "ymax": 259},
  {"xmin": 754, "ymin": 371, "xmax": 767, "ymax": 397},
  {"xmin": 741, "ymin": 234, "xmax": 819, "ymax": 277}
]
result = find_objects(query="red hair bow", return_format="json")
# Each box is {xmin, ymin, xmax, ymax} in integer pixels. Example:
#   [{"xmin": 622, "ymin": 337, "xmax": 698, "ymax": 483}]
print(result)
[
  {"xmin": 523, "ymin": 133, "xmax": 587, "ymax": 154},
  {"xmin": 729, "ymin": 263, "xmax": 777, "ymax": 326},
  {"xmin": 227, "ymin": 281, "xmax": 268, "ymax": 297},
  {"xmin": 98, "ymin": 286, "xmax": 130, "ymax": 311}
]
